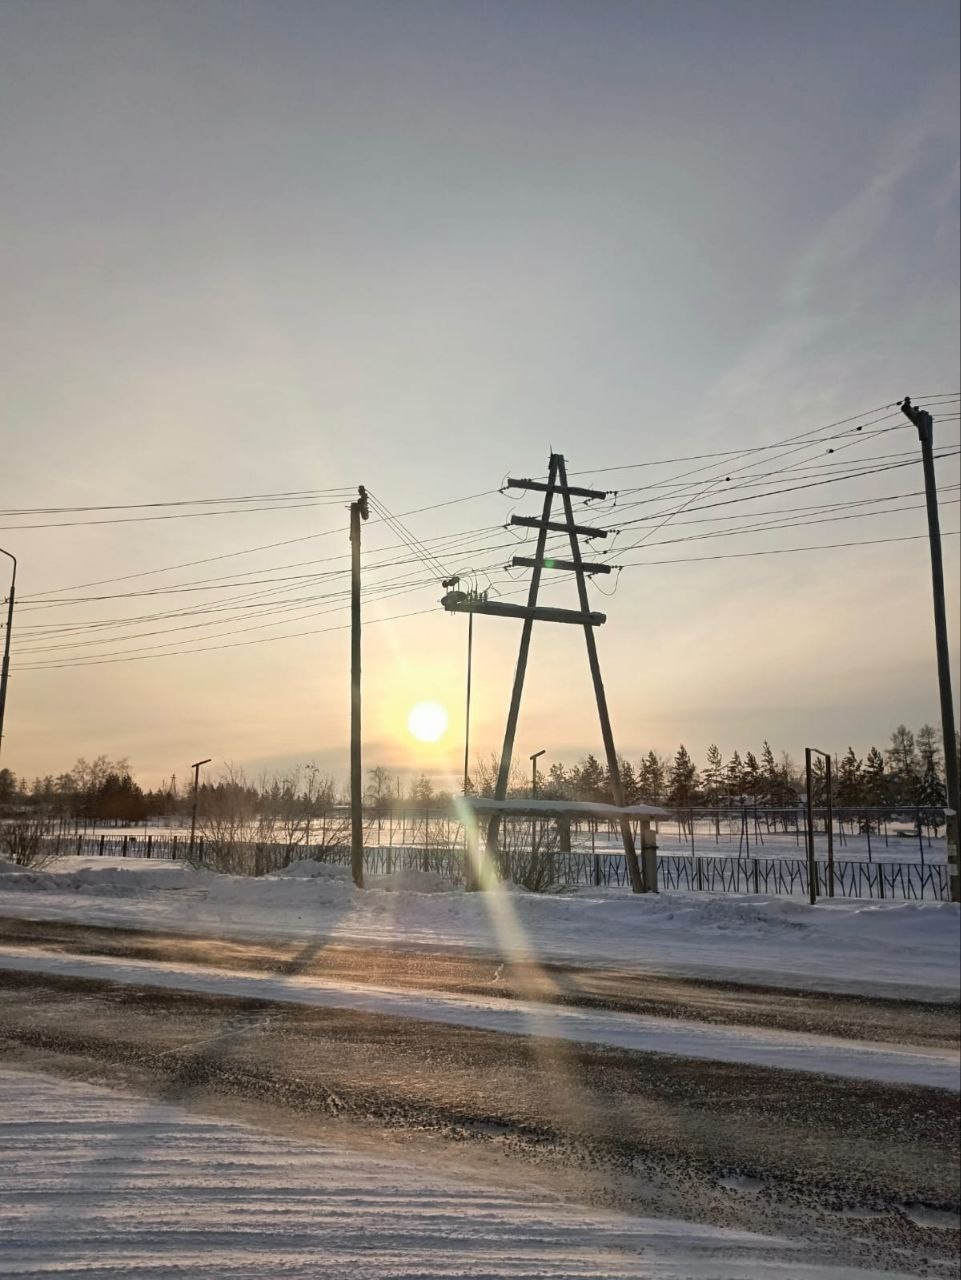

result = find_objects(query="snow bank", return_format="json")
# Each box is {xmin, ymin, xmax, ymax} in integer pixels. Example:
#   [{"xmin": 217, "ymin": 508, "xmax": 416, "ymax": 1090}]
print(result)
[{"xmin": 0, "ymin": 857, "xmax": 957, "ymax": 1000}]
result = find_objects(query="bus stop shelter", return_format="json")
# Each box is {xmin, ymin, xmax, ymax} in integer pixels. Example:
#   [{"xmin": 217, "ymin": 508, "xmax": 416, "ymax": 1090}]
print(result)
[{"xmin": 460, "ymin": 797, "xmax": 669, "ymax": 892}]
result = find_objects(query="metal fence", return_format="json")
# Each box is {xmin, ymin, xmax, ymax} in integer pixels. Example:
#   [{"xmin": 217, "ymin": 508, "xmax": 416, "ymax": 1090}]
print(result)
[{"xmin": 40, "ymin": 832, "xmax": 950, "ymax": 901}]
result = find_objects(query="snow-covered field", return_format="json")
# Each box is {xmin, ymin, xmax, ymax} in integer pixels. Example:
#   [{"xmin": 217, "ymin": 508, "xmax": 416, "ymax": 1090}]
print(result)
[
  {"xmin": 0, "ymin": 1066, "xmax": 935, "ymax": 1279},
  {"xmin": 1, "ymin": 857, "xmax": 958, "ymax": 1000}
]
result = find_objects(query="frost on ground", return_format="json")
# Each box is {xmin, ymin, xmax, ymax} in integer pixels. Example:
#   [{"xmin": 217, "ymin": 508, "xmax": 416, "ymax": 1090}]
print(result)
[
  {"xmin": 0, "ymin": 857, "xmax": 958, "ymax": 1000},
  {"xmin": 0, "ymin": 1067, "xmax": 928, "ymax": 1280}
]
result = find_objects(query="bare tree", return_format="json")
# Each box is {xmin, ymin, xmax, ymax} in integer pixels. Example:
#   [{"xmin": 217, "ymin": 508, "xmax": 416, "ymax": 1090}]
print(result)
[{"xmin": 1, "ymin": 817, "xmax": 57, "ymax": 868}]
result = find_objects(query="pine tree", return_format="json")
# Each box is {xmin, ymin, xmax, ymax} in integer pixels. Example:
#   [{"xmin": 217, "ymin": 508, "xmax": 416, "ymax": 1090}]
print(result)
[
  {"xmin": 667, "ymin": 745, "xmax": 699, "ymax": 809},
  {"xmin": 760, "ymin": 741, "xmax": 779, "ymax": 805},
  {"xmin": 638, "ymin": 751, "xmax": 666, "ymax": 804},
  {"xmin": 863, "ymin": 747, "xmax": 889, "ymax": 810},
  {"xmin": 703, "ymin": 744, "xmax": 724, "ymax": 807},
  {"xmin": 577, "ymin": 754, "xmax": 607, "ymax": 803},
  {"xmin": 916, "ymin": 726, "xmax": 946, "ymax": 816},
  {"xmin": 545, "ymin": 761, "xmax": 569, "ymax": 799},
  {"xmin": 619, "ymin": 758, "xmax": 640, "ymax": 806},
  {"xmin": 411, "ymin": 774, "xmax": 434, "ymax": 805},
  {"xmin": 886, "ymin": 725, "xmax": 919, "ymax": 804},
  {"xmin": 742, "ymin": 751, "xmax": 761, "ymax": 801},
  {"xmin": 836, "ymin": 747, "xmax": 864, "ymax": 806},
  {"xmin": 724, "ymin": 750, "xmax": 744, "ymax": 801}
]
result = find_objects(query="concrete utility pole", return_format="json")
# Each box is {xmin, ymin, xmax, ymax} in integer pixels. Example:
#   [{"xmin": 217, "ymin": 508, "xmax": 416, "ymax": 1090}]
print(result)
[
  {"xmin": 901, "ymin": 398, "xmax": 960, "ymax": 902},
  {"xmin": 0, "ymin": 547, "xmax": 16, "ymax": 761},
  {"xmin": 188, "ymin": 758, "xmax": 212, "ymax": 862},
  {"xmin": 350, "ymin": 486, "xmax": 369, "ymax": 889}
]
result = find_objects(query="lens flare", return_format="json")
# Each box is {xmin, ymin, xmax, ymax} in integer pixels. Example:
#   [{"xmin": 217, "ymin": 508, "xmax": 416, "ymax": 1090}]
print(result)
[{"xmin": 407, "ymin": 701, "xmax": 449, "ymax": 743}]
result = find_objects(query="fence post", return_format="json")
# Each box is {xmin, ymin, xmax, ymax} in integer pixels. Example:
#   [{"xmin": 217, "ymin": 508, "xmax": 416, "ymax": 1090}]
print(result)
[{"xmin": 147, "ymin": 834, "xmax": 152, "ymax": 859}]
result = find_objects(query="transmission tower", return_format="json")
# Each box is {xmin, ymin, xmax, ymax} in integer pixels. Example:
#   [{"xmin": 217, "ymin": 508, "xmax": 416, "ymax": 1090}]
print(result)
[{"xmin": 442, "ymin": 452, "xmax": 648, "ymax": 892}]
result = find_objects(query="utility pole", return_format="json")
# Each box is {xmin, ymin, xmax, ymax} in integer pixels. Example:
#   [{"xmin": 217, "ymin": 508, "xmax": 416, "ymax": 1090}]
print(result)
[
  {"xmin": 350, "ymin": 486, "xmax": 369, "ymax": 889},
  {"xmin": 443, "ymin": 575, "xmax": 473, "ymax": 794},
  {"xmin": 901, "ymin": 398, "xmax": 960, "ymax": 902},
  {"xmin": 804, "ymin": 748, "xmax": 817, "ymax": 905},
  {"xmin": 530, "ymin": 749, "xmax": 546, "ymax": 797},
  {"xmin": 188, "ymin": 758, "xmax": 211, "ymax": 862},
  {"xmin": 0, "ymin": 548, "xmax": 16, "ymax": 761},
  {"xmin": 464, "ymin": 610, "xmax": 473, "ymax": 794}
]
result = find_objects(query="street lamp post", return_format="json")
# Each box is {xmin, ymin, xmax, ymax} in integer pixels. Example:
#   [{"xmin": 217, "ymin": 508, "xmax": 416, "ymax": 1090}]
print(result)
[
  {"xmin": 188, "ymin": 758, "xmax": 212, "ymax": 862},
  {"xmin": 0, "ymin": 548, "xmax": 17, "ymax": 761},
  {"xmin": 530, "ymin": 749, "xmax": 546, "ymax": 797},
  {"xmin": 804, "ymin": 747, "xmax": 835, "ymax": 903}
]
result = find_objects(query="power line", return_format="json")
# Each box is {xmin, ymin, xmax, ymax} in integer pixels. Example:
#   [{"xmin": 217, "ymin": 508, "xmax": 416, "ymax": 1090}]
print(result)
[
  {"xmin": 607, "ymin": 451, "xmax": 961, "ymax": 552},
  {"xmin": 566, "ymin": 396, "xmax": 959, "ymax": 477},
  {"xmin": 613, "ymin": 530, "xmax": 961, "ymax": 573},
  {"xmin": 13, "ymin": 479, "xmax": 960, "ymax": 651},
  {"xmin": 0, "ymin": 486, "xmax": 356, "ymax": 517},
  {"xmin": 23, "ymin": 489, "xmax": 500, "ymax": 596},
  {"xmin": 14, "ymin": 524, "xmax": 959, "ymax": 671}
]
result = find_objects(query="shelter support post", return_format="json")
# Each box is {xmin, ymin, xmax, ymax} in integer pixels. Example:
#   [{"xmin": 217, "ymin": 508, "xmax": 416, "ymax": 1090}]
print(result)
[
  {"xmin": 640, "ymin": 820, "xmax": 658, "ymax": 893},
  {"xmin": 558, "ymin": 815, "xmax": 571, "ymax": 853}
]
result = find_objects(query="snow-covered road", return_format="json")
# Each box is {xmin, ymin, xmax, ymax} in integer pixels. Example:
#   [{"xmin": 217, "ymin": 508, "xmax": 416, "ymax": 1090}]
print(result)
[
  {"xmin": 1, "ymin": 944, "xmax": 956, "ymax": 1090},
  {"xmin": 0, "ymin": 1067, "xmax": 930, "ymax": 1279}
]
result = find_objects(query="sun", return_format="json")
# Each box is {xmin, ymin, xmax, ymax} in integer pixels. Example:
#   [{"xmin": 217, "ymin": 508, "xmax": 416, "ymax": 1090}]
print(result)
[{"xmin": 407, "ymin": 700, "xmax": 449, "ymax": 743}]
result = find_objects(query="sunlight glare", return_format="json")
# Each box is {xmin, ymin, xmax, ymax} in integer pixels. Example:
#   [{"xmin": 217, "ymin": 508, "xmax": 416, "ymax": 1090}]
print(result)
[{"xmin": 407, "ymin": 700, "xmax": 449, "ymax": 743}]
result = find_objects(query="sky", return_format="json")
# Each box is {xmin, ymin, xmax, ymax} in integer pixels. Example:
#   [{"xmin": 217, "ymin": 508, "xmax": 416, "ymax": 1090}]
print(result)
[{"xmin": 0, "ymin": 0, "xmax": 959, "ymax": 792}]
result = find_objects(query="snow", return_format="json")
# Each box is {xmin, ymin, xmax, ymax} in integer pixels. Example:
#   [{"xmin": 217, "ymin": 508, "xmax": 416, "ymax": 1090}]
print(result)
[
  {"xmin": 1, "ymin": 944, "xmax": 956, "ymax": 1090},
  {"xmin": 463, "ymin": 797, "xmax": 668, "ymax": 817},
  {"xmin": 0, "ymin": 857, "xmax": 958, "ymax": 1001},
  {"xmin": 0, "ymin": 1067, "xmax": 928, "ymax": 1279}
]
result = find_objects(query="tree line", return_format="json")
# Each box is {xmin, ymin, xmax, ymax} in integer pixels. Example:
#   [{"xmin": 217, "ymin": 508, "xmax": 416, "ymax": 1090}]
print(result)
[
  {"xmin": 0, "ymin": 722, "xmax": 953, "ymax": 827},
  {"xmin": 467, "ymin": 722, "xmax": 953, "ymax": 813}
]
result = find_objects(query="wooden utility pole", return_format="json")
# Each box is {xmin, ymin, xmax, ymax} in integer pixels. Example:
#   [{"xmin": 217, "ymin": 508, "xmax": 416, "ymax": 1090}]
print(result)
[
  {"xmin": 188, "ymin": 757, "xmax": 211, "ymax": 863},
  {"xmin": 825, "ymin": 753, "xmax": 835, "ymax": 898},
  {"xmin": 900, "ymin": 399, "xmax": 960, "ymax": 902},
  {"xmin": 0, "ymin": 548, "xmax": 16, "ymax": 761},
  {"xmin": 464, "ymin": 610, "xmax": 473, "ymax": 794},
  {"xmin": 350, "ymin": 486, "xmax": 369, "ymax": 889}
]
